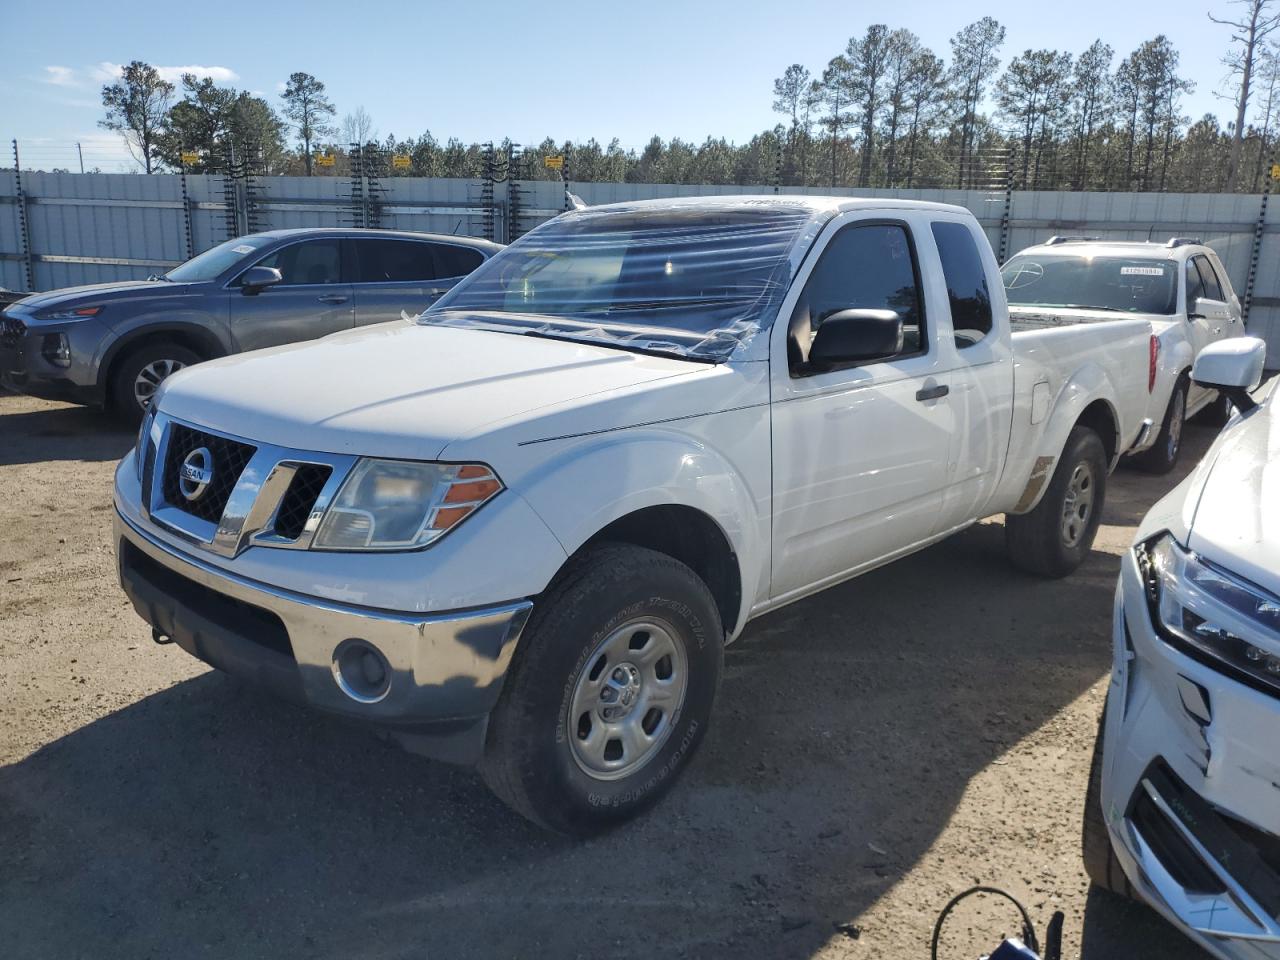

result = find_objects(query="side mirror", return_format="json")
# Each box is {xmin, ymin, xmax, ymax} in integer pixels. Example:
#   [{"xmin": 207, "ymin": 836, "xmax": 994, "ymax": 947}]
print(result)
[
  {"xmin": 808, "ymin": 309, "xmax": 904, "ymax": 367},
  {"xmin": 240, "ymin": 265, "xmax": 282, "ymax": 296},
  {"xmin": 1189, "ymin": 296, "xmax": 1214, "ymax": 319},
  {"xmin": 1192, "ymin": 336, "xmax": 1266, "ymax": 413}
]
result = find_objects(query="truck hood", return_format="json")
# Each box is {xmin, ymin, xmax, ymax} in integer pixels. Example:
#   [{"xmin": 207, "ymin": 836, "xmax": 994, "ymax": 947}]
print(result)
[
  {"xmin": 10, "ymin": 279, "xmax": 203, "ymax": 315},
  {"xmin": 156, "ymin": 321, "xmax": 705, "ymax": 459},
  {"xmin": 1186, "ymin": 395, "xmax": 1280, "ymax": 598}
]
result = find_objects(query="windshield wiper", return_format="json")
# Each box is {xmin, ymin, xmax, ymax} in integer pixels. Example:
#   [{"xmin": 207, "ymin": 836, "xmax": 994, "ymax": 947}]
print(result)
[
  {"xmin": 514, "ymin": 328, "xmax": 717, "ymax": 363},
  {"xmin": 146, "ymin": 274, "xmax": 173, "ymax": 282}
]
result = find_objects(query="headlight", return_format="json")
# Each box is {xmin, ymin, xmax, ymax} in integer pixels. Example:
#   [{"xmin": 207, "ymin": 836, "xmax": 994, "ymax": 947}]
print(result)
[
  {"xmin": 36, "ymin": 305, "xmax": 102, "ymax": 321},
  {"xmin": 1138, "ymin": 532, "xmax": 1280, "ymax": 692},
  {"xmin": 312, "ymin": 459, "xmax": 502, "ymax": 551}
]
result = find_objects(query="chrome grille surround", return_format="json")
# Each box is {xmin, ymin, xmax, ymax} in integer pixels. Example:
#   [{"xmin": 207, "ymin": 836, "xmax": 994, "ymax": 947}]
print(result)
[{"xmin": 140, "ymin": 411, "xmax": 358, "ymax": 558}]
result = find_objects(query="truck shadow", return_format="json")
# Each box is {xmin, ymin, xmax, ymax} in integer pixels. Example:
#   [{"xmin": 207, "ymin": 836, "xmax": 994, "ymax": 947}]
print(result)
[{"xmin": 0, "ymin": 396, "xmax": 132, "ymax": 465}]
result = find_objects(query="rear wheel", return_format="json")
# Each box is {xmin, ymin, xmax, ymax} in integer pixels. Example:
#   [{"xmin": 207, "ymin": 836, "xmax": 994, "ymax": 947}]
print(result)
[
  {"xmin": 1132, "ymin": 378, "xmax": 1187, "ymax": 475},
  {"xmin": 109, "ymin": 340, "xmax": 201, "ymax": 423},
  {"xmin": 1082, "ymin": 705, "xmax": 1134, "ymax": 898},
  {"xmin": 1006, "ymin": 426, "xmax": 1108, "ymax": 578},
  {"xmin": 480, "ymin": 543, "xmax": 723, "ymax": 835}
]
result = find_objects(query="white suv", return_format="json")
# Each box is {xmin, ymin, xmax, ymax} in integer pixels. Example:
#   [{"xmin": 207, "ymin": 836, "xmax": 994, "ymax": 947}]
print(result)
[{"xmin": 1003, "ymin": 237, "xmax": 1246, "ymax": 473}]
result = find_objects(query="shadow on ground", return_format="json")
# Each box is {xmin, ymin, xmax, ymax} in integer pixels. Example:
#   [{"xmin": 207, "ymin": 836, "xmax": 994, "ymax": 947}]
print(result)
[{"xmin": 0, "ymin": 397, "xmax": 131, "ymax": 466}]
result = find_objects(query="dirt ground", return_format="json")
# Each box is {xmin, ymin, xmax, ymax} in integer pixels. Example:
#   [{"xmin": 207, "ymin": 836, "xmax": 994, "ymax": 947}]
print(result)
[{"xmin": 0, "ymin": 389, "xmax": 1220, "ymax": 960}]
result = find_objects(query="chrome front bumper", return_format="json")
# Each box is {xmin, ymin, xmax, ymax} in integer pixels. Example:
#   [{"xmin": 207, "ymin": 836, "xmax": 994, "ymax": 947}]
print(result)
[{"xmin": 115, "ymin": 508, "xmax": 532, "ymax": 761}]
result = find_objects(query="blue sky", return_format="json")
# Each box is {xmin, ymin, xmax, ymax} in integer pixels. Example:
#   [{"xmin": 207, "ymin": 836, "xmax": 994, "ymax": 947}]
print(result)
[{"xmin": 1, "ymin": 0, "xmax": 1241, "ymax": 171}]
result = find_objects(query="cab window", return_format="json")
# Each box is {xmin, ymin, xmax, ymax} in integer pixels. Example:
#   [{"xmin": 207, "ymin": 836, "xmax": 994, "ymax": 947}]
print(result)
[
  {"xmin": 1194, "ymin": 256, "xmax": 1224, "ymax": 302},
  {"xmin": 788, "ymin": 221, "xmax": 924, "ymax": 373},
  {"xmin": 930, "ymin": 221, "xmax": 993, "ymax": 348},
  {"xmin": 1184, "ymin": 258, "xmax": 1206, "ymax": 308}
]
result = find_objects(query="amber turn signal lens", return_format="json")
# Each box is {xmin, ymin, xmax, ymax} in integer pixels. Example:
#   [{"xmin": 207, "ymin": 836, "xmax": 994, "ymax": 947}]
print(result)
[{"xmin": 443, "ymin": 478, "xmax": 501, "ymax": 503}]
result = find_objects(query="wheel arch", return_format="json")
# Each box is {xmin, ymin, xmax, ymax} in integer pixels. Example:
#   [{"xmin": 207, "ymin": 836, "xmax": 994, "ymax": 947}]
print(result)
[{"xmin": 98, "ymin": 323, "xmax": 228, "ymax": 403}]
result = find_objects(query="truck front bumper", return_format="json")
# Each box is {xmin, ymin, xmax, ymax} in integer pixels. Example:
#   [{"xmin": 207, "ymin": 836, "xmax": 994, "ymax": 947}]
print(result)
[
  {"xmin": 115, "ymin": 508, "xmax": 532, "ymax": 764},
  {"xmin": 1100, "ymin": 550, "xmax": 1280, "ymax": 958}
]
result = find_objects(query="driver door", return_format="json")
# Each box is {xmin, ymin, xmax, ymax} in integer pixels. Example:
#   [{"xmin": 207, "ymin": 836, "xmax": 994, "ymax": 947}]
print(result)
[
  {"xmin": 768, "ymin": 214, "xmax": 954, "ymax": 601},
  {"xmin": 1184, "ymin": 256, "xmax": 1226, "ymax": 410},
  {"xmin": 228, "ymin": 238, "xmax": 355, "ymax": 352}
]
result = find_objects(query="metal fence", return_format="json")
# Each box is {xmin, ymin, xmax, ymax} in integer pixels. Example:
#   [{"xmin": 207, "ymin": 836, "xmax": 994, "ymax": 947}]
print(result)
[{"xmin": 3, "ymin": 165, "xmax": 1279, "ymax": 363}]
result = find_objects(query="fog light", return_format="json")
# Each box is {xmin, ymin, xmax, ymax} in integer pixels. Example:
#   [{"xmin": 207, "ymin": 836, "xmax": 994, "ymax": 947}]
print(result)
[
  {"xmin": 42, "ymin": 333, "xmax": 71, "ymax": 368},
  {"xmin": 331, "ymin": 639, "xmax": 392, "ymax": 704}
]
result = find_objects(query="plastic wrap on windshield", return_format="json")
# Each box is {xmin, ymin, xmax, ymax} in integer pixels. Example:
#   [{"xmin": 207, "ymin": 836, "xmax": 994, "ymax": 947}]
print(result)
[{"xmin": 418, "ymin": 200, "xmax": 816, "ymax": 360}]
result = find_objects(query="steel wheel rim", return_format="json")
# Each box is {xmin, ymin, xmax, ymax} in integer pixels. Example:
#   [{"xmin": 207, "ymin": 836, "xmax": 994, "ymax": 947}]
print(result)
[
  {"xmin": 133, "ymin": 358, "xmax": 185, "ymax": 410},
  {"xmin": 1167, "ymin": 390, "xmax": 1185, "ymax": 460},
  {"xmin": 568, "ymin": 617, "xmax": 688, "ymax": 781},
  {"xmin": 1061, "ymin": 461, "xmax": 1096, "ymax": 548}
]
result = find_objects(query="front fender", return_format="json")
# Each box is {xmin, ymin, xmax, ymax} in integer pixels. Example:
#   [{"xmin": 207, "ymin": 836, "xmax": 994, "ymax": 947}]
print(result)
[
  {"xmin": 516, "ymin": 428, "xmax": 764, "ymax": 637},
  {"xmin": 1013, "ymin": 361, "xmax": 1120, "ymax": 514}
]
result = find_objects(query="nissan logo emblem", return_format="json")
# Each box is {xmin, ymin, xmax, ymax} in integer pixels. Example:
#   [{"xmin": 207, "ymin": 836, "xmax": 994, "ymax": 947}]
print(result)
[{"xmin": 179, "ymin": 447, "xmax": 214, "ymax": 502}]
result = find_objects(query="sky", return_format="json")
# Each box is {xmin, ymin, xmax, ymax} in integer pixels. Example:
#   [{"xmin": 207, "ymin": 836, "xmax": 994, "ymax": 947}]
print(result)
[{"xmin": 0, "ymin": 0, "xmax": 1243, "ymax": 172}]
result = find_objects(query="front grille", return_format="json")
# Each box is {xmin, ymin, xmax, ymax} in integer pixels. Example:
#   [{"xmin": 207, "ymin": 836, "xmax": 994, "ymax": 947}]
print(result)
[
  {"xmin": 140, "ymin": 435, "xmax": 156, "ymax": 513},
  {"xmin": 273, "ymin": 464, "xmax": 332, "ymax": 540},
  {"xmin": 0, "ymin": 314, "xmax": 25, "ymax": 348},
  {"xmin": 161, "ymin": 423, "xmax": 256, "ymax": 524}
]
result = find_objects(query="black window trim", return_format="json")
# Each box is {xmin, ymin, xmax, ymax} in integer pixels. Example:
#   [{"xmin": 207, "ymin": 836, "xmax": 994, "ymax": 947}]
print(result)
[
  {"xmin": 224, "ymin": 236, "xmax": 347, "ymax": 290},
  {"xmin": 788, "ymin": 216, "xmax": 929, "ymax": 379},
  {"xmin": 929, "ymin": 217, "xmax": 994, "ymax": 350}
]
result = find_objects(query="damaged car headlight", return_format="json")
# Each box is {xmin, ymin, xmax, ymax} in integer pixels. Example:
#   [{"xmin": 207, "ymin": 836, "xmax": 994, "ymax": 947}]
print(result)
[
  {"xmin": 1138, "ymin": 532, "xmax": 1280, "ymax": 692},
  {"xmin": 312, "ymin": 459, "xmax": 502, "ymax": 551}
]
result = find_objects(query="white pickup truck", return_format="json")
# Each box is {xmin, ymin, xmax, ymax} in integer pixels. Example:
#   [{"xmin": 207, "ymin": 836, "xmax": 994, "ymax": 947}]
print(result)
[
  {"xmin": 114, "ymin": 197, "xmax": 1152, "ymax": 834},
  {"xmin": 1002, "ymin": 236, "xmax": 1246, "ymax": 474}
]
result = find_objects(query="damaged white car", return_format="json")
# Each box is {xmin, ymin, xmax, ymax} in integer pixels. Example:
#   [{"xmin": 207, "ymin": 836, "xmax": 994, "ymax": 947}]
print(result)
[{"xmin": 1084, "ymin": 336, "xmax": 1280, "ymax": 957}]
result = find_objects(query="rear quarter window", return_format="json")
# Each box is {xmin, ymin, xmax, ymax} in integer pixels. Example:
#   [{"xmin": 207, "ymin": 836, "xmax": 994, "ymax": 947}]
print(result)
[{"xmin": 930, "ymin": 221, "xmax": 993, "ymax": 347}]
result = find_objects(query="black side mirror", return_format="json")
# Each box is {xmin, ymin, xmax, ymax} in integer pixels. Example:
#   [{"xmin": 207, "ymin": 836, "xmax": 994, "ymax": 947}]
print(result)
[
  {"xmin": 808, "ymin": 308, "xmax": 904, "ymax": 367},
  {"xmin": 240, "ymin": 266, "xmax": 282, "ymax": 296}
]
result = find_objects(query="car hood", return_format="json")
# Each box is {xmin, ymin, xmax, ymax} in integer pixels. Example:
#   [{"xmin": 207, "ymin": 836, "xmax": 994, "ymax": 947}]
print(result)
[
  {"xmin": 156, "ymin": 321, "xmax": 705, "ymax": 460},
  {"xmin": 1186, "ymin": 394, "xmax": 1280, "ymax": 597},
  {"xmin": 11, "ymin": 279, "xmax": 199, "ymax": 311}
]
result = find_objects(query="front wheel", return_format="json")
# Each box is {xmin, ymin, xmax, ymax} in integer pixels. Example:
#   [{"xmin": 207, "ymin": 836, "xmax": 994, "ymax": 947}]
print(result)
[
  {"xmin": 1196, "ymin": 389, "xmax": 1234, "ymax": 428},
  {"xmin": 109, "ymin": 340, "xmax": 201, "ymax": 423},
  {"xmin": 1006, "ymin": 425, "xmax": 1108, "ymax": 578},
  {"xmin": 480, "ymin": 544, "xmax": 723, "ymax": 835}
]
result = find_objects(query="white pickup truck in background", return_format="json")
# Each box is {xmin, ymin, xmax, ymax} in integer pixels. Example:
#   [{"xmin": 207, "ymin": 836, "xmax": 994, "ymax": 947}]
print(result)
[
  {"xmin": 114, "ymin": 196, "xmax": 1152, "ymax": 834},
  {"xmin": 1002, "ymin": 236, "xmax": 1246, "ymax": 474}
]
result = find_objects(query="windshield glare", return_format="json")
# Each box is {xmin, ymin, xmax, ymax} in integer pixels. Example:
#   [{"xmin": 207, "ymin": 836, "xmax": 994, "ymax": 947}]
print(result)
[
  {"xmin": 1002, "ymin": 254, "xmax": 1177, "ymax": 315},
  {"xmin": 165, "ymin": 236, "xmax": 271, "ymax": 283},
  {"xmin": 421, "ymin": 204, "xmax": 812, "ymax": 359}
]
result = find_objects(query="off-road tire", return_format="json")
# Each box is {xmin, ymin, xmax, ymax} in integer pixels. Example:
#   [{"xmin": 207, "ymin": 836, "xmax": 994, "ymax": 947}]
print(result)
[
  {"xmin": 109, "ymin": 340, "xmax": 201, "ymax": 424},
  {"xmin": 1006, "ymin": 426, "xmax": 1108, "ymax": 578},
  {"xmin": 1082, "ymin": 705, "xmax": 1134, "ymax": 898},
  {"xmin": 480, "ymin": 543, "xmax": 723, "ymax": 836}
]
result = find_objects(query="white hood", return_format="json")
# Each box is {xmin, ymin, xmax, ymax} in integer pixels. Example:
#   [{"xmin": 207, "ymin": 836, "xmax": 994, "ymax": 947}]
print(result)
[
  {"xmin": 1186, "ymin": 396, "xmax": 1280, "ymax": 598},
  {"xmin": 156, "ymin": 322, "xmax": 703, "ymax": 459}
]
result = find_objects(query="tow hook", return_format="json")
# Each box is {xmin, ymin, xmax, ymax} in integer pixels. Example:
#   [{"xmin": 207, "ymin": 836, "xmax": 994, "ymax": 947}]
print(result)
[{"xmin": 152, "ymin": 628, "xmax": 174, "ymax": 645}]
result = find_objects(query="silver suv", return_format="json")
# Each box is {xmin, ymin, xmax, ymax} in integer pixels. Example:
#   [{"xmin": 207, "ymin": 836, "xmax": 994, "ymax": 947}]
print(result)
[{"xmin": 0, "ymin": 228, "xmax": 501, "ymax": 421}]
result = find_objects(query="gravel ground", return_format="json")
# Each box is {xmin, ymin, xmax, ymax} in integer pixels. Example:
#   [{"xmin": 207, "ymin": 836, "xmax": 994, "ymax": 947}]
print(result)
[{"xmin": 0, "ymin": 390, "xmax": 1218, "ymax": 960}]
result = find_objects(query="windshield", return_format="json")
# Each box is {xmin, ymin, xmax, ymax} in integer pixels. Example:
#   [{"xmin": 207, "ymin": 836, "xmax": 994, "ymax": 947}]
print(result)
[
  {"xmin": 165, "ymin": 236, "xmax": 272, "ymax": 283},
  {"xmin": 420, "ymin": 203, "xmax": 813, "ymax": 359},
  {"xmin": 1002, "ymin": 254, "xmax": 1178, "ymax": 315}
]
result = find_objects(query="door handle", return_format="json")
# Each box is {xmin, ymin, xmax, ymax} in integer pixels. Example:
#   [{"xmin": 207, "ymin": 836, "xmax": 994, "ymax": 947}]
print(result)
[
  {"xmin": 317, "ymin": 294, "xmax": 348, "ymax": 304},
  {"xmin": 916, "ymin": 384, "xmax": 949, "ymax": 402}
]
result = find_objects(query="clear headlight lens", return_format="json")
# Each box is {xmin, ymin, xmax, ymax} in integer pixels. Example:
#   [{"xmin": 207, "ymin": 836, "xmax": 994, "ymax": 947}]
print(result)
[
  {"xmin": 312, "ymin": 459, "xmax": 502, "ymax": 551},
  {"xmin": 1138, "ymin": 532, "xmax": 1280, "ymax": 690}
]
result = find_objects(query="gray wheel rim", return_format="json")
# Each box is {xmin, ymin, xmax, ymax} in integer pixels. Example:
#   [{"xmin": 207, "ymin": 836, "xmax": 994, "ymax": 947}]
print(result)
[
  {"xmin": 1061, "ymin": 461, "xmax": 1096, "ymax": 548},
  {"xmin": 133, "ymin": 358, "xmax": 185, "ymax": 410},
  {"xmin": 1166, "ymin": 389, "xmax": 1185, "ymax": 460},
  {"xmin": 568, "ymin": 617, "xmax": 688, "ymax": 782}
]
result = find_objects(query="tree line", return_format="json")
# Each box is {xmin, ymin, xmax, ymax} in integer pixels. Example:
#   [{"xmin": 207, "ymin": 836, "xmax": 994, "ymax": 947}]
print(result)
[{"xmin": 97, "ymin": 2, "xmax": 1280, "ymax": 193}]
